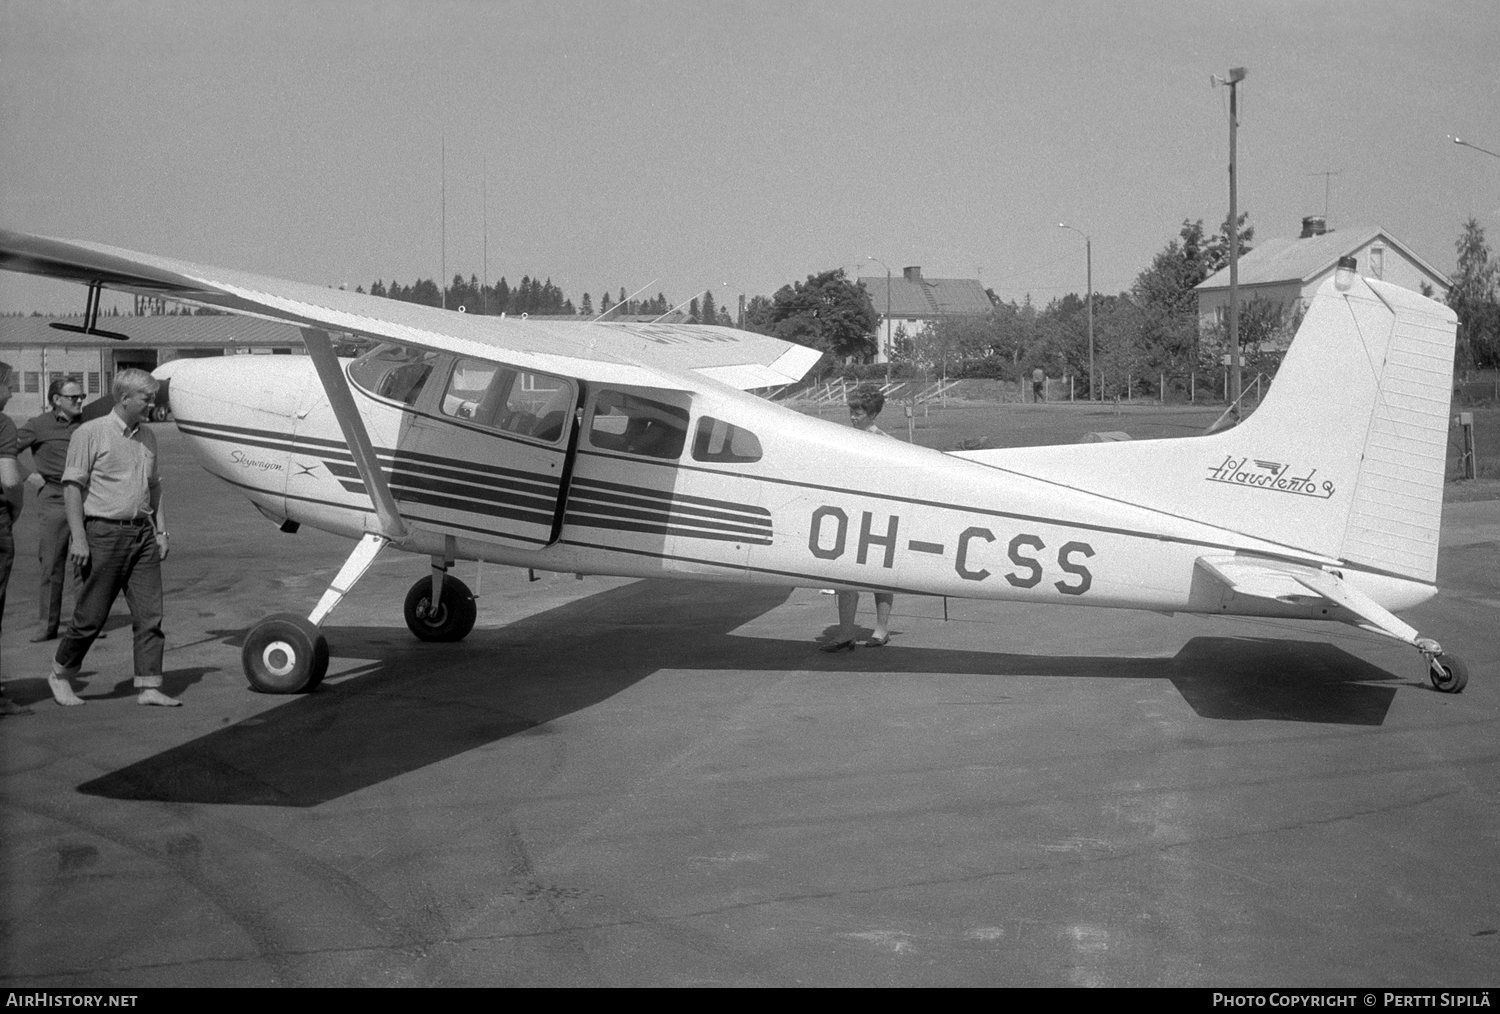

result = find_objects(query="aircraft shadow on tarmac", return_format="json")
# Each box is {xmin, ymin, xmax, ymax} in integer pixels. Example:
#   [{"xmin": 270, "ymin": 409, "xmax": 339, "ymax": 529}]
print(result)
[{"xmin": 76, "ymin": 580, "xmax": 1402, "ymax": 807}]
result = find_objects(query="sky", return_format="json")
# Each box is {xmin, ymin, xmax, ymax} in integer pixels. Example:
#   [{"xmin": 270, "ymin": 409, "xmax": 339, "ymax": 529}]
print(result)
[{"xmin": 2, "ymin": 0, "xmax": 1497, "ymax": 315}]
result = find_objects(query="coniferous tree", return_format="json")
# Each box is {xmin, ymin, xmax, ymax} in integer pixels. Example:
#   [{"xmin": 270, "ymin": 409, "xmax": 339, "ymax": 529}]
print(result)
[{"xmin": 1449, "ymin": 217, "xmax": 1500, "ymax": 370}]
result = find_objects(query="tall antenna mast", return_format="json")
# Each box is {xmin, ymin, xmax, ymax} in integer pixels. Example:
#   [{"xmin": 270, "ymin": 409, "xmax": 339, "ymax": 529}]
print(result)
[
  {"xmin": 1306, "ymin": 169, "xmax": 1342, "ymax": 223},
  {"xmin": 482, "ymin": 153, "xmax": 489, "ymax": 315},
  {"xmin": 441, "ymin": 135, "xmax": 447, "ymax": 310}
]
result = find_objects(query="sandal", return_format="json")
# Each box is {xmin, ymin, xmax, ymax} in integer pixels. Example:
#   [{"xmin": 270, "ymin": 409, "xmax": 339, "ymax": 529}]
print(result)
[
  {"xmin": 861, "ymin": 635, "xmax": 889, "ymax": 647},
  {"xmin": 819, "ymin": 639, "xmax": 855, "ymax": 653}
]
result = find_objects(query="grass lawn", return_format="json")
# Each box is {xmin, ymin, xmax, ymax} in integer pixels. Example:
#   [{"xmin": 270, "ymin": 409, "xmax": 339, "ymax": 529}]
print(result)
[{"xmin": 794, "ymin": 399, "xmax": 1500, "ymax": 501}]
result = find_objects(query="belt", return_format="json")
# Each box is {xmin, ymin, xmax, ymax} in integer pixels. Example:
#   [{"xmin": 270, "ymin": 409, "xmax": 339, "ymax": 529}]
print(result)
[
  {"xmin": 41, "ymin": 476, "xmax": 64, "ymax": 486},
  {"xmin": 85, "ymin": 516, "xmax": 153, "ymax": 527}
]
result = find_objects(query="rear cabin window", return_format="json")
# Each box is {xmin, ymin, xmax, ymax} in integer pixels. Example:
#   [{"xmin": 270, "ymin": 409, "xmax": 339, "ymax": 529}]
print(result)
[
  {"xmin": 692, "ymin": 417, "xmax": 763, "ymax": 463},
  {"xmin": 439, "ymin": 358, "xmax": 575, "ymax": 444},
  {"xmin": 588, "ymin": 391, "xmax": 688, "ymax": 460},
  {"xmin": 348, "ymin": 344, "xmax": 442, "ymax": 407}
]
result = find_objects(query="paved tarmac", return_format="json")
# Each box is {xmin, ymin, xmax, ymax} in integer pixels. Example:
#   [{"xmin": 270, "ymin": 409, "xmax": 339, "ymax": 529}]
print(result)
[{"xmin": 1, "ymin": 426, "xmax": 1496, "ymax": 986}]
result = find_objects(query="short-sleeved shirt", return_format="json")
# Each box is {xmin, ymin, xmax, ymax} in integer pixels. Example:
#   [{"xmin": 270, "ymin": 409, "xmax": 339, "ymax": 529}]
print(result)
[
  {"xmin": 18, "ymin": 410, "xmax": 81, "ymax": 482},
  {"xmin": 62, "ymin": 411, "xmax": 160, "ymax": 521},
  {"xmin": 0, "ymin": 414, "xmax": 17, "ymax": 527}
]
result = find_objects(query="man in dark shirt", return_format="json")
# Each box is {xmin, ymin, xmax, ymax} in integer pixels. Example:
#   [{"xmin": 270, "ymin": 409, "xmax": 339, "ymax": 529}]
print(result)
[
  {"xmin": 0, "ymin": 362, "xmax": 32, "ymax": 716},
  {"xmin": 18, "ymin": 377, "xmax": 85, "ymax": 641}
]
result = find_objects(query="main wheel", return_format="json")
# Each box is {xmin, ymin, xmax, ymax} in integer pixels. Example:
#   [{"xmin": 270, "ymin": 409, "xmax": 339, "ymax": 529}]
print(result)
[
  {"xmin": 242, "ymin": 613, "xmax": 329, "ymax": 693},
  {"xmin": 404, "ymin": 574, "xmax": 477, "ymax": 642},
  {"xmin": 1429, "ymin": 654, "xmax": 1469, "ymax": 694}
]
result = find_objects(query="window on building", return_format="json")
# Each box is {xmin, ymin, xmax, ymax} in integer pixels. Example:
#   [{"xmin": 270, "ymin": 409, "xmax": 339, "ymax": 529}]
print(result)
[
  {"xmin": 87, "ymin": 372, "xmax": 100, "ymax": 394},
  {"xmin": 23, "ymin": 372, "xmax": 39, "ymax": 394},
  {"xmin": 1370, "ymin": 245, "xmax": 1385, "ymax": 280},
  {"xmin": 692, "ymin": 417, "xmax": 763, "ymax": 463}
]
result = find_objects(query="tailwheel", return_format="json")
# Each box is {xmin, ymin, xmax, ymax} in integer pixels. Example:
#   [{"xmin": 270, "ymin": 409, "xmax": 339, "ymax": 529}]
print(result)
[
  {"xmin": 242, "ymin": 613, "xmax": 329, "ymax": 694},
  {"xmin": 404, "ymin": 574, "xmax": 477, "ymax": 642},
  {"xmin": 1428, "ymin": 654, "xmax": 1469, "ymax": 694}
]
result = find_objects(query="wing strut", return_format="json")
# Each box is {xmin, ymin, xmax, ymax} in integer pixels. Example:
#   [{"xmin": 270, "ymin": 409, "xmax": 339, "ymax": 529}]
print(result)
[
  {"xmin": 300, "ymin": 327, "xmax": 408, "ymax": 542},
  {"xmin": 49, "ymin": 281, "xmax": 131, "ymax": 341}
]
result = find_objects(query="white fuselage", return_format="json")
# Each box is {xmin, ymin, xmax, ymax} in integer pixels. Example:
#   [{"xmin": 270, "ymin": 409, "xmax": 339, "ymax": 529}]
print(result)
[{"xmin": 159, "ymin": 355, "xmax": 1435, "ymax": 624}]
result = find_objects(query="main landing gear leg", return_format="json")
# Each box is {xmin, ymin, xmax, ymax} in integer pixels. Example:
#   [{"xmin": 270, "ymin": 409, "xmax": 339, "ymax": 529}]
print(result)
[
  {"xmin": 241, "ymin": 532, "xmax": 388, "ymax": 694},
  {"xmin": 403, "ymin": 548, "xmax": 476, "ymax": 642}
]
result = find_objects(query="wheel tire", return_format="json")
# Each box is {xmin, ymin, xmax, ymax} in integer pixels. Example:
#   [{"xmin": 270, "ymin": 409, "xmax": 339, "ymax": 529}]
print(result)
[
  {"xmin": 242, "ymin": 613, "xmax": 329, "ymax": 694},
  {"xmin": 404, "ymin": 575, "xmax": 477, "ymax": 642},
  {"xmin": 1429, "ymin": 654, "xmax": 1469, "ymax": 694}
]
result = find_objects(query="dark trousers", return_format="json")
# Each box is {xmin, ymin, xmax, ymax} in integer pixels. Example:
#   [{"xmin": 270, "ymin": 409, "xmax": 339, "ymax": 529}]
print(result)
[
  {"xmin": 54, "ymin": 519, "xmax": 164, "ymax": 688},
  {"xmin": 0, "ymin": 518, "xmax": 12, "ymax": 687},
  {"xmin": 35, "ymin": 484, "xmax": 70, "ymax": 630}
]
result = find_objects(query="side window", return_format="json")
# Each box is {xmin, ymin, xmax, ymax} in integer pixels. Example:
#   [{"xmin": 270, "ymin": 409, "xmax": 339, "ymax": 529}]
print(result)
[
  {"xmin": 440, "ymin": 358, "xmax": 575, "ymax": 444},
  {"xmin": 348, "ymin": 343, "xmax": 442, "ymax": 407},
  {"xmin": 692, "ymin": 416, "xmax": 763, "ymax": 463},
  {"xmin": 589, "ymin": 390, "xmax": 688, "ymax": 460}
]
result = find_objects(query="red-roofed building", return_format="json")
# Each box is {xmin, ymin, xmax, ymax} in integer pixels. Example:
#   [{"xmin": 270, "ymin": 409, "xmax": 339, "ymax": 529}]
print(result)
[{"xmin": 856, "ymin": 266, "xmax": 993, "ymax": 363}]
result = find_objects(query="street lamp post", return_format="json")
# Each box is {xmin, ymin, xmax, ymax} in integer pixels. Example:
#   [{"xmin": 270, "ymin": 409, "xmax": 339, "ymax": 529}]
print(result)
[
  {"xmin": 1058, "ymin": 224, "xmax": 1093, "ymax": 400},
  {"xmin": 1215, "ymin": 66, "xmax": 1248, "ymax": 420},
  {"xmin": 868, "ymin": 256, "xmax": 893, "ymax": 382}
]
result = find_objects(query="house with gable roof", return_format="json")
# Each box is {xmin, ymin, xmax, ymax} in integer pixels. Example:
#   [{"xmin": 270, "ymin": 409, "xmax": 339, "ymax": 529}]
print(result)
[
  {"xmin": 1194, "ymin": 217, "xmax": 1450, "ymax": 346},
  {"xmin": 856, "ymin": 266, "xmax": 993, "ymax": 363}
]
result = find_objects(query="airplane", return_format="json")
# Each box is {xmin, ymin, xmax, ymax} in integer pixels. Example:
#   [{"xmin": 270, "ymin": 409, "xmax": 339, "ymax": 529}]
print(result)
[{"xmin": 0, "ymin": 228, "xmax": 1469, "ymax": 698}]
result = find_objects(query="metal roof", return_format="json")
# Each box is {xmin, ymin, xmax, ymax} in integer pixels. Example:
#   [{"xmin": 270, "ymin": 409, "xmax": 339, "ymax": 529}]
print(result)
[
  {"xmin": 1195, "ymin": 226, "xmax": 1450, "ymax": 290},
  {"xmin": 857, "ymin": 275, "xmax": 992, "ymax": 317},
  {"xmin": 0, "ymin": 314, "xmax": 303, "ymax": 347}
]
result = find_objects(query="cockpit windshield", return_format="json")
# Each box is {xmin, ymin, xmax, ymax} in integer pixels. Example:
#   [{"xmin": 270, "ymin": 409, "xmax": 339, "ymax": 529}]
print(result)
[{"xmin": 348, "ymin": 343, "xmax": 443, "ymax": 407}]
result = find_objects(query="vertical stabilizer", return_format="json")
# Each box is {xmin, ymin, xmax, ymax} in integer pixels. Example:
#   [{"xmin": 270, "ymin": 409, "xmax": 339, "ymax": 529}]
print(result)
[
  {"xmin": 1334, "ymin": 280, "xmax": 1456, "ymax": 582},
  {"xmin": 951, "ymin": 276, "xmax": 1457, "ymax": 579}
]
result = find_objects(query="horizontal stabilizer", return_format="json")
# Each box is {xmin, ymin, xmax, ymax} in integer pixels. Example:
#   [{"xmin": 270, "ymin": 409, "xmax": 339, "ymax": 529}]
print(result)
[{"xmin": 1195, "ymin": 554, "xmax": 1420, "ymax": 645}]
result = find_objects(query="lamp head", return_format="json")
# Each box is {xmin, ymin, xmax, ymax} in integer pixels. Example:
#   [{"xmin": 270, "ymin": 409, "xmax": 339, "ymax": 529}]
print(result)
[{"xmin": 1335, "ymin": 256, "xmax": 1358, "ymax": 292}]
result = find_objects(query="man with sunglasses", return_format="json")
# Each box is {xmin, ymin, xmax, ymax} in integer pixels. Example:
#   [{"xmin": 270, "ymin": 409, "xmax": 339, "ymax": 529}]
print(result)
[
  {"xmin": 18, "ymin": 377, "xmax": 87, "ymax": 642},
  {"xmin": 47, "ymin": 368, "xmax": 177, "ymax": 708}
]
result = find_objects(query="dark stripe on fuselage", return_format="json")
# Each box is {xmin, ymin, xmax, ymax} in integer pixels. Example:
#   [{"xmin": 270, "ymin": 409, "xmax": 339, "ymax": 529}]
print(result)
[{"xmin": 176, "ymin": 418, "xmax": 1429, "ymax": 588}]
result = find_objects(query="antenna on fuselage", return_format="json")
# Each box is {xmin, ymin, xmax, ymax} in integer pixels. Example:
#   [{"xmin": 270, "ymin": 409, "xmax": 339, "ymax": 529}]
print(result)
[
  {"xmin": 651, "ymin": 288, "xmax": 711, "ymax": 324},
  {"xmin": 590, "ymin": 279, "xmax": 660, "ymax": 322}
]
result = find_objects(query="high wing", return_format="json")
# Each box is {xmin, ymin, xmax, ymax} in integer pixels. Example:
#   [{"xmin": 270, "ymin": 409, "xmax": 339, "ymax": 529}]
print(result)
[{"xmin": 0, "ymin": 229, "xmax": 822, "ymax": 390}]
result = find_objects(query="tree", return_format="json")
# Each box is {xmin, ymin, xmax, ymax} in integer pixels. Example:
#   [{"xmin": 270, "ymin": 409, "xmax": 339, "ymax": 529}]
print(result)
[
  {"xmin": 1132, "ymin": 214, "xmax": 1255, "ymax": 372},
  {"xmin": 700, "ymin": 290, "xmax": 717, "ymax": 327},
  {"xmin": 742, "ymin": 294, "xmax": 775, "ymax": 334},
  {"xmin": 688, "ymin": 297, "xmax": 700, "ymax": 324},
  {"xmin": 761, "ymin": 269, "xmax": 879, "ymax": 361},
  {"xmin": 1448, "ymin": 218, "xmax": 1500, "ymax": 370},
  {"xmin": 580, "ymin": 292, "xmax": 593, "ymax": 317}
]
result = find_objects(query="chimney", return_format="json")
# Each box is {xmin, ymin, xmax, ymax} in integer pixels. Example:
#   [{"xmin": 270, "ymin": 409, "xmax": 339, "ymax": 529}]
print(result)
[
  {"xmin": 903, "ymin": 266, "xmax": 922, "ymax": 281},
  {"xmin": 1300, "ymin": 215, "xmax": 1327, "ymax": 239}
]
